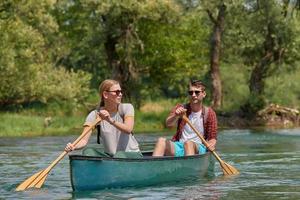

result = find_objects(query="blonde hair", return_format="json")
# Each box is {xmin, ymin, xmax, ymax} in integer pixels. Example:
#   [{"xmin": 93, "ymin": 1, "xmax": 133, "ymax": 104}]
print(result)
[{"xmin": 98, "ymin": 79, "xmax": 119, "ymax": 108}]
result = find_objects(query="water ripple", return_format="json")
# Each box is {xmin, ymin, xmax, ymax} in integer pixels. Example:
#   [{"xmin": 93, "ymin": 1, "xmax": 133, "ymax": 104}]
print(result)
[{"xmin": 1, "ymin": 129, "xmax": 300, "ymax": 199}]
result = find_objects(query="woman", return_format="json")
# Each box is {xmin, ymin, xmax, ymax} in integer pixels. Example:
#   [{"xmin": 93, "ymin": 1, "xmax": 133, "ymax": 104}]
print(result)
[{"xmin": 65, "ymin": 79, "xmax": 141, "ymax": 157}]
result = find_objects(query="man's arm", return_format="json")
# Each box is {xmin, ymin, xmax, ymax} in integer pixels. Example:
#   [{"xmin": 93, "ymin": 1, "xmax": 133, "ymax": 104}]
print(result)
[
  {"xmin": 206, "ymin": 108, "xmax": 218, "ymax": 151},
  {"xmin": 166, "ymin": 105, "xmax": 186, "ymax": 128}
]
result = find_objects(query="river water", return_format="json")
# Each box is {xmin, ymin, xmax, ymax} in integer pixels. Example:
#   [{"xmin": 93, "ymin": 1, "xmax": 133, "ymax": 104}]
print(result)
[{"xmin": 1, "ymin": 128, "xmax": 300, "ymax": 199}]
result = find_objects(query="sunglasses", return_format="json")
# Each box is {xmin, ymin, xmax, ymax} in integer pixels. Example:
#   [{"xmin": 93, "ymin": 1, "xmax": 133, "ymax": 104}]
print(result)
[
  {"xmin": 106, "ymin": 90, "xmax": 122, "ymax": 96},
  {"xmin": 188, "ymin": 90, "xmax": 203, "ymax": 95}
]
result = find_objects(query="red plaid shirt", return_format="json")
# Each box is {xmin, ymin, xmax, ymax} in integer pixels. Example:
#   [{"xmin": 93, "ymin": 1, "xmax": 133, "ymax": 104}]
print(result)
[{"xmin": 171, "ymin": 103, "xmax": 217, "ymax": 141}]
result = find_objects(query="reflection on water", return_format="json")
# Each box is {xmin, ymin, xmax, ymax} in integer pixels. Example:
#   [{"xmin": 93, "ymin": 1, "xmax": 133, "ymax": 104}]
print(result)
[{"xmin": 0, "ymin": 129, "xmax": 300, "ymax": 199}]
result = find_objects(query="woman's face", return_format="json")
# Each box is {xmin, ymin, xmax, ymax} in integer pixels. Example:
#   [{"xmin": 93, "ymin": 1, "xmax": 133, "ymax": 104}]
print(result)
[{"xmin": 103, "ymin": 83, "xmax": 122, "ymax": 104}]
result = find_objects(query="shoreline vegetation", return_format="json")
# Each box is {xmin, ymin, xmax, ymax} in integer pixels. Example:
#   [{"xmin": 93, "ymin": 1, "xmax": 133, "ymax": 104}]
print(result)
[
  {"xmin": 1, "ymin": 100, "xmax": 299, "ymax": 137},
  {"xmin": 1, "ymin": 2, "xmax": 300, "ymax": 137},
  {"xmin": 1, "ymin": 1, "xmax": 300, "ymax": 137}
]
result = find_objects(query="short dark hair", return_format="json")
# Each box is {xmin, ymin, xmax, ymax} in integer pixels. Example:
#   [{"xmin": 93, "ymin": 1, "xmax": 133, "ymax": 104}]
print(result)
[{"xmin": 189, "ymin": 79, "xmax": 206, "ymax": 90}]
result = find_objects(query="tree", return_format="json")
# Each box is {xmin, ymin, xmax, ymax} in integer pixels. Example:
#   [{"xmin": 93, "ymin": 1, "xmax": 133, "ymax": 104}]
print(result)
[
  {"xmin": 179, "ymin": 0, "xmax": 227, "ymax": 109},
  {"xmin": 205, "ymin": 1, "xmax": 226, "ymax": 109},
  {"xmin": 0, "ymin": 0, "xmax": 91, "ymax": 106},
  {"xmin": 230, "ymin": 0, "xmax": 300, "ymax": 114},
  {"xmin": 55, "ymin": 0, "xmax": 182, "ymax": 105},
  {"xmin": 133, "ymin": 0, "xmax": 218, "ymax": 100}
]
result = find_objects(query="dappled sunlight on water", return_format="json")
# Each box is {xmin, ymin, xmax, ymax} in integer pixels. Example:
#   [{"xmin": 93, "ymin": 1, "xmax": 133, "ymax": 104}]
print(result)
[{"xmin": 1, "ymin": 129, "xmax": 300, "ymax": 199}]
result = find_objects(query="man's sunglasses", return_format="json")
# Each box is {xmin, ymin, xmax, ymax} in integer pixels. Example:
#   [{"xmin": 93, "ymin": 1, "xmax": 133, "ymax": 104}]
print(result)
[
  {"xmin": 106, "ymin": 90, "xmax": 122, "ymax": 96},
  {"xmin": 188, "ymin": 90, "xmax": 203, "ymax": 95}
]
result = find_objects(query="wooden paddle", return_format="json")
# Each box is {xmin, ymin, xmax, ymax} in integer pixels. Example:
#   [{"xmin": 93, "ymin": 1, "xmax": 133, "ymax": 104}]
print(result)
[
  {"xmin": 16, "ymin": 117, "xmax": 102, "ymax": 191},
  {"xmin": 182, "ymin": 115, "xmax": 239, "ymax": 176}
]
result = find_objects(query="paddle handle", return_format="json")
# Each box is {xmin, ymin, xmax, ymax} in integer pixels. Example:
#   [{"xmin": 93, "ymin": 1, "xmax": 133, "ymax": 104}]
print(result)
[
  {"xmin": 182, "ymin": 115, "xmax": 224, "ymax": 164},
  {"xmin": 71, "ymin": 117, "xmax": 102, "ymax": 147},
  {"xmin": 46, "ymin": 117, "xmax": 102, "ymax": 171},
  {"xmin": 15, "ymin": 117, "xmax": 102, "ymax": 191}
]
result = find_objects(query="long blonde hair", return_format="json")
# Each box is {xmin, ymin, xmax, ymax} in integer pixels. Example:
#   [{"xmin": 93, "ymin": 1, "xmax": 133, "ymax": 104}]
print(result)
[{"xmin": 98, "ymin": 79, "xmax": 120, "ymax": 108}]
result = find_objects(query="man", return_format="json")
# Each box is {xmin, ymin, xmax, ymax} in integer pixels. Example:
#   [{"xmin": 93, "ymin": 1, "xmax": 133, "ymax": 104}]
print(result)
[{"xmin": 152, "ymin": 80, "xmax": 217, "ymax": 156}]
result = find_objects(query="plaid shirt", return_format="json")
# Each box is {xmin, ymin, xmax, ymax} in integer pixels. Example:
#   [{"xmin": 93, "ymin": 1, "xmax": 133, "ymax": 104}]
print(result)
[{"xmin": 171, "ymin": 103, "xmax": 217, "ymax": 142}]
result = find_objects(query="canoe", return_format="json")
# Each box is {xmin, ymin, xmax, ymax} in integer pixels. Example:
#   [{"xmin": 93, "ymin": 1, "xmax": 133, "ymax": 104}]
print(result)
[{"xmin": 69, "ymin": 151, "xmax": 215, "ymax": 191}]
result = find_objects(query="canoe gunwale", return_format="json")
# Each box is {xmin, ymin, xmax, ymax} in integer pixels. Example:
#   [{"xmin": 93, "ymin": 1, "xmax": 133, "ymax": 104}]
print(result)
[{"xmin": 69, "ymin": 152, "xmax": 211, "ymax": 162}]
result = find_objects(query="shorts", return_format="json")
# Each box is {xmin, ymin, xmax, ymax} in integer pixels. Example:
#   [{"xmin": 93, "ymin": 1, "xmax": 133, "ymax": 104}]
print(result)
[{"xmin": 174, "ymin": 141, "xmax": 206, "ymax": 157}]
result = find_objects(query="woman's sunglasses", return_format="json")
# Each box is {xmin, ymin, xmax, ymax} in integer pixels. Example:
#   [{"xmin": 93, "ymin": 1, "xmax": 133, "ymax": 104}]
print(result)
[
  {"xmin": 106, "ymin": 90, "xmax": 122, "ymax": 96},
  {"xmin": 188, "ymin": 90, "xmax": 203, "ymax": 95}
]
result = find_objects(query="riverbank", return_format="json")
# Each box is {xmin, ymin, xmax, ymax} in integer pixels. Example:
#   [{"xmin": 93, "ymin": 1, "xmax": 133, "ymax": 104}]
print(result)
[
  {"xmin": 1, "ymin": 112, "xmax": 299, "ymax": 137},
  {"xmin": 0, "ymin": 111, "xmax": 171, "ymax": 137},
  {"xmin": 1, "ymin": 101, "xmax": 298, "ymax": 137}
]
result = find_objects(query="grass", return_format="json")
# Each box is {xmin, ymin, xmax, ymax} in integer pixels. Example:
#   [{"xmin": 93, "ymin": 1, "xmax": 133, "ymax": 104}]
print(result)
[
  {"xmin": 2, "ymin": 88, "xmax": 299, "ymax": 137},
  {"xmin": 0, "ymin": 112, "xmax": 84, "ymax": 137},
  {"xmin": 134, "ymin": 99, "xmax": 179, "ymax": 133},
  {"xmin": 0, "ymin": 99, "xmax": 178, "ymax": 137}
]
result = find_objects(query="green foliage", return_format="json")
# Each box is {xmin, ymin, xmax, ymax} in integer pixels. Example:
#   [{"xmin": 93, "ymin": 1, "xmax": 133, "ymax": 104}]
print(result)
[
  {"xmin": 135, "ymin": 110, "xmax": 169, "ymax": 133},
  {"xmin": 241, "ymin": 94, "xmax": 266, "ymax": 117},
  {"xmin": 0, "ymin": 112, "xmax": 83, "ymax": 137},
  {"xmin": 0, "ymin": 98, "xmax": 178, "ymax": 137},
  {"xmin": 54, "ymin": 0, "xmax": 182, "ymax": 91},
  {"xmin": 137, "ymin": 10, "xmax": 210, "ymax": 98},
  {"xmin": 223, "ymin": 0, "xmax": 300, "ymax": 113},
  {"xmin": 265, "ymin": 63, "xmax": 300, "ymax": 108},
  {"xmin": 0, "ymin": 0, "xmax": 300, "ymax": 125},
  {"xmin": 0, "ymin": 0, "xmax": 92, "ymax": 106},
  {"xmin": 54, "ymin": 0, "xmax": 109, "ymax": 88},
  {"xmin": 220, "ymin": 63, "xmax": 249, "ymax": 112}
]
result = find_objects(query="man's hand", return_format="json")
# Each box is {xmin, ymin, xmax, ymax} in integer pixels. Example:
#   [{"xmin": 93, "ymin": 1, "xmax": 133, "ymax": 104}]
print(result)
[
  {"xmin": 175, "ymin": 107, "xmax": 187, "ymax": 117},
  {"xmin": 206, "ymin": 139, "xmax": 217, "ymax": 151}
]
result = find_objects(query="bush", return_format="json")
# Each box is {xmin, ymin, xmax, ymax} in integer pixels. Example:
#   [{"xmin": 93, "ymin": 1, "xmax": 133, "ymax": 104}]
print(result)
[
  {"xmin": 265, "ymin": 65, "xmax": 300, "ymax": 108},
  {"xmin": 0, "ymin": 15, "xmax": 91, "ymax": 107},
  {"xmin": 220, "ymin": 63, "xmax": 249, "ymax": 112}
]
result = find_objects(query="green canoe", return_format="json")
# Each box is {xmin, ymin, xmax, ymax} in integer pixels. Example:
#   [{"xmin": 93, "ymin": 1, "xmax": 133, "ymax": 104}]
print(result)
[{"xmin": 69, "ymin": 151, "xmax": 215, "ymax": 191}]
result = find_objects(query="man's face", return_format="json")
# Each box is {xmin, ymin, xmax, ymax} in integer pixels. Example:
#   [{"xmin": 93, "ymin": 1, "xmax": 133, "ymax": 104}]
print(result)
[{"xmin": 188, "ymin": 85, "xmax": 206, "ymax": 104}]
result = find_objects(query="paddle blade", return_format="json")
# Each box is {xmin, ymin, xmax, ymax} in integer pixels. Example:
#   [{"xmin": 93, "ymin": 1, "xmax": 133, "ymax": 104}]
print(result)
[
  {"xmin": 16, "ymin": 170, "xmax": 48, "ymax": 191},
  {"xmin": 34, "ymin": 173, "xmax": 48, "ymax": 188},
  {"xmin": 220, "ymin": 161, "xmax": 239, "ymax": 175}
]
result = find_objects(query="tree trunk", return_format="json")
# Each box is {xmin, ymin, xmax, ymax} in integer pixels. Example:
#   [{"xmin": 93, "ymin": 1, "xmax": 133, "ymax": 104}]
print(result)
[
  {"xmin": 104, "ymin": 34, "xmax": 131, "ymax": 100},
  {"xmin": 249, "ymin": 52, "xmax": 273, "ymax": 96},
  {"xmin": 103, "ymin": 25, "xmax": 138, "ymax": 102},
  {"xmin": 249, "ymin": 21, "xmax": 282, "ymax": 97},
  {"xmin": 207, "ymin": 3, "xmax": 226, "ymax": 109},
  {"xmin": 104, "ymin": 35, "xmax": 120, "ymax": 80},
  {"xmin": 245, "ymin": 22, "xmax": 281, "ymax": 114}
]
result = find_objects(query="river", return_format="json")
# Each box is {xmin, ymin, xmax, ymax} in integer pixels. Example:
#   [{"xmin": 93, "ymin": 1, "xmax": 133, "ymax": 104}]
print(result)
[{"xmin": 1, "ymin": 128, "xmax": 300, "ymax": 199}]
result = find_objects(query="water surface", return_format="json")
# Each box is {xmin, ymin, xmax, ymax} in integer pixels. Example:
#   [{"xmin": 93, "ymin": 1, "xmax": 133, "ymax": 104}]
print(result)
[{"xmin": 1, "ymin": 129, "xmax": 300, "ymax": 199}]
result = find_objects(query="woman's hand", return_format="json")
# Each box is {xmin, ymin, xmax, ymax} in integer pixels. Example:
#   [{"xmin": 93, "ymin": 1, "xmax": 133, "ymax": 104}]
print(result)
[
  {"xmin": 98, "ymin": 110, "xmax": 115, "ymax": 124},
  {"xmin": 65, "ymin": 142, "xmax": 75, "ymax": 152}
]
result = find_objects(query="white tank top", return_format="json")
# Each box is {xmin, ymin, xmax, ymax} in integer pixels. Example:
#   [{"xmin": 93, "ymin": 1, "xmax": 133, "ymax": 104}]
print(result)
[{"xmin": 179, "ymin": 111, "xmax": 204, "ymax": 144}]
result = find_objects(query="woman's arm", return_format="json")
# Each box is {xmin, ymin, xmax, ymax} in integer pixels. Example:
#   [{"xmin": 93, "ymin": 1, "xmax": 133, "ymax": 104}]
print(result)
[
  {"xmin": 99, "ymin": 109, "xmax": 134, "ymax": 134},
  {"xmin": 109, "ymin": 115, "xmax": 134, "ymax": 134},
  {"xmin": 65, "ymin": 126, "xmax": 93, "ymax": 152}
]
